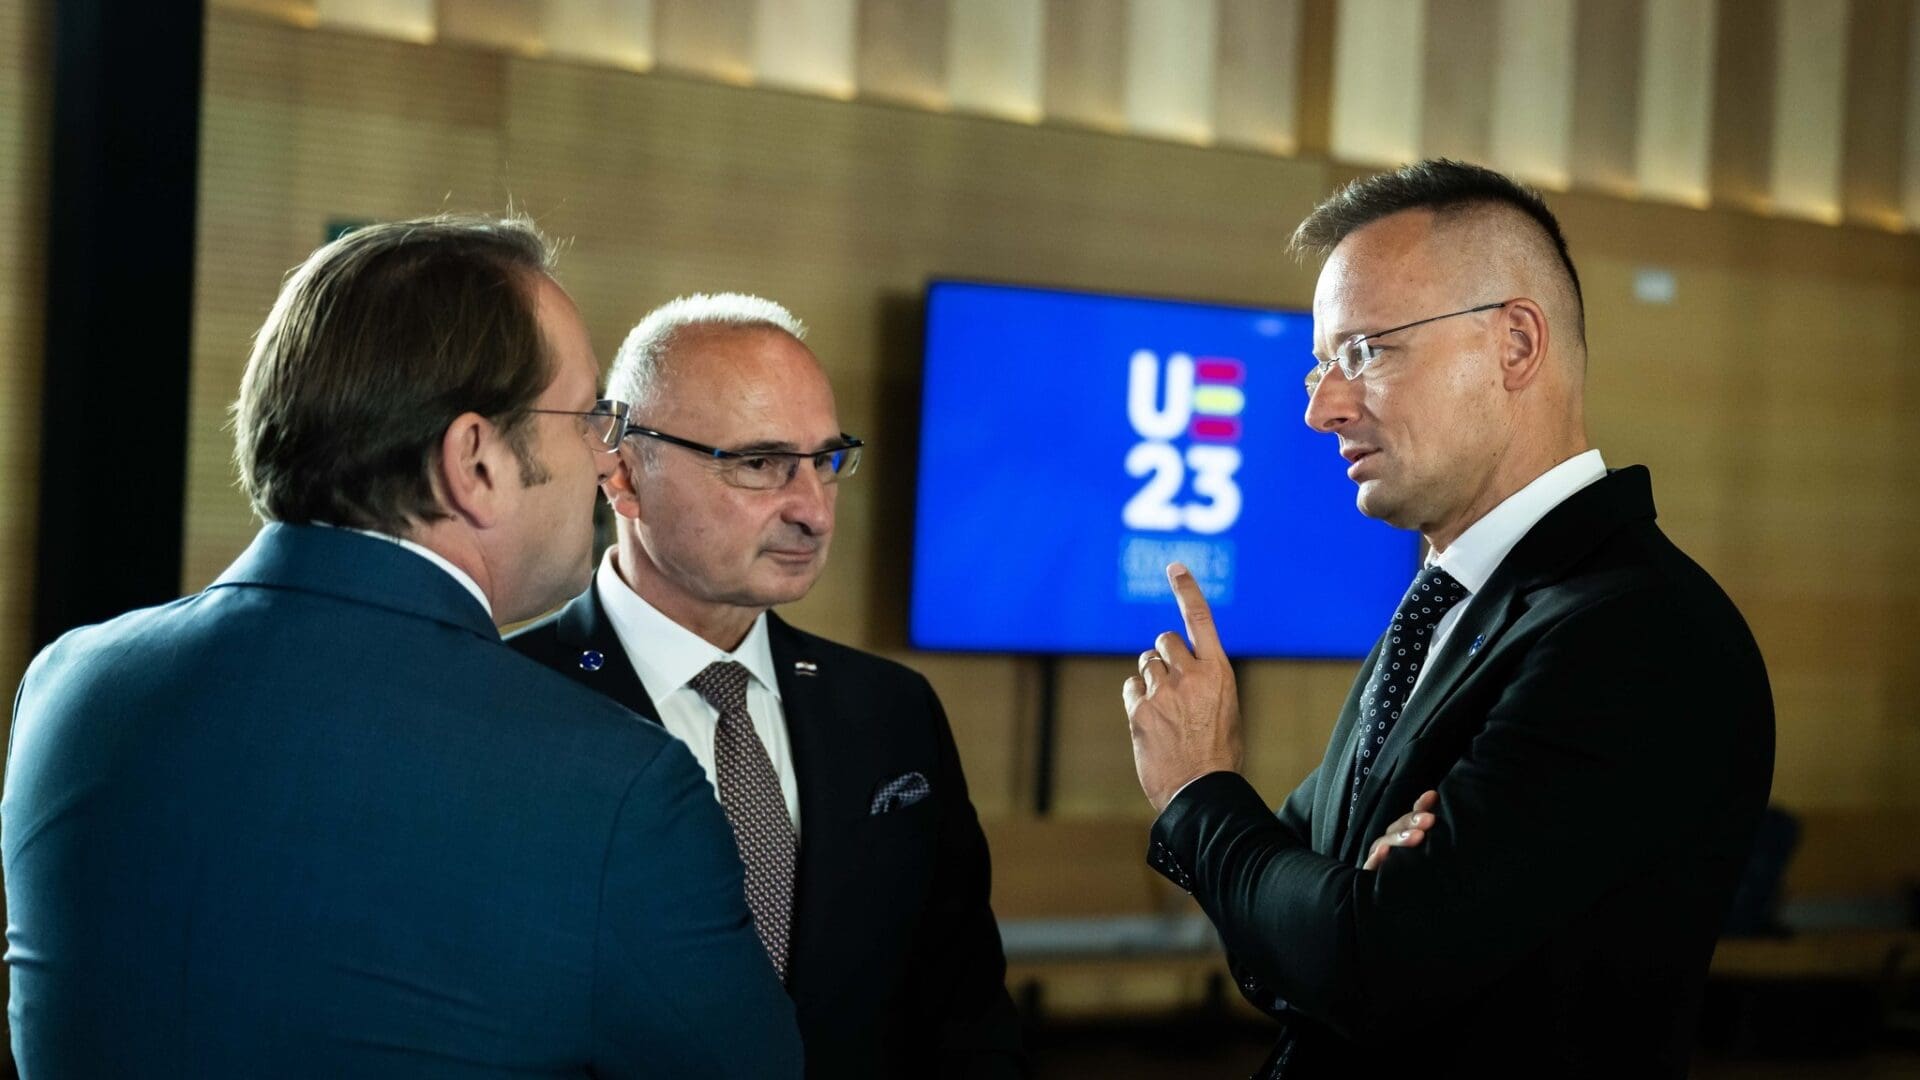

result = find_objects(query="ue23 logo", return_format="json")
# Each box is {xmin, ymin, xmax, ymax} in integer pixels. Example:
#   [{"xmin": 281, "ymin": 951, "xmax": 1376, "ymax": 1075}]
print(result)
[{"xmin": 1122, "ymin": 350, "xmax": 1245, "ymax": 536}]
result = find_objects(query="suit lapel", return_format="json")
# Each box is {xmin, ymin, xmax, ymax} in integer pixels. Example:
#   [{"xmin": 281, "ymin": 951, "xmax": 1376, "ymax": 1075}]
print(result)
[
  {"xmin": 550, "ymin": 585, "xmax": 663, "ymax": 725},
  {"xmin": 1340, "ymin": 467, "xmax": 1657, "ymax": 862}
]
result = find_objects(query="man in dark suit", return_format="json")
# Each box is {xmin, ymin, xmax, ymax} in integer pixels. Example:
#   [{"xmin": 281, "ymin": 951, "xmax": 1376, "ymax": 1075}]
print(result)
[
  {"xmin": 4, "ymin": 219, "xmax": 800, "ymax": 1077},
  {"xmin": 1123, "ymin": 161, "xmax": 1773, "ymax": 1078},
  {"xmin": 509, "ymin": 294, "xmax": 1025, "ymax": 1078}
]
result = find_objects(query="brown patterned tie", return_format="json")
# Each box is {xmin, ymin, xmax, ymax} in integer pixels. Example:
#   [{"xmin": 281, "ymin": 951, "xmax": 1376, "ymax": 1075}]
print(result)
[{"xmin": 689, "ymin": 660, "xmax": 795, "ymax": 979}]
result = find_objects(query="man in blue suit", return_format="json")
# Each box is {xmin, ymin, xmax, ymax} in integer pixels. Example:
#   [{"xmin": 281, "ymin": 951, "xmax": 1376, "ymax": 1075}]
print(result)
[{"xmin": 4, "ymin": 217, "xmax": 802, "ymax": 1077}]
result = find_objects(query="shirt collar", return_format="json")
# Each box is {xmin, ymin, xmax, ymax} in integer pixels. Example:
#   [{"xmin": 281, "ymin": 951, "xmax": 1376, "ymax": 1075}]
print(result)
[
  {"xmin": 334, "ymin": 524, "xmax": 494, "ymax": 621},
  {"xmin": 1429, "ymin": 449, "xmax": 1608, "ymax": 594},
  {"xmin": 594, "ymin": 547, "xmax": 781, "ymax": 705}
]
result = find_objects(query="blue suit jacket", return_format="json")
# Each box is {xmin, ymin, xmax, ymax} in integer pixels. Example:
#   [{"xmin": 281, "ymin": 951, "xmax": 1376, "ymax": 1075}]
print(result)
[{"xmin": 4, "ymin": 524, "xmax": 801, "ymax": 1078}]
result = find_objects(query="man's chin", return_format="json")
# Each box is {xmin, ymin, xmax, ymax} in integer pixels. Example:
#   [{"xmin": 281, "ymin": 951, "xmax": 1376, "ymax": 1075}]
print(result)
[{"xmin": 1354, "ymin": 482, "xmax": 1413, "ymax": 529}]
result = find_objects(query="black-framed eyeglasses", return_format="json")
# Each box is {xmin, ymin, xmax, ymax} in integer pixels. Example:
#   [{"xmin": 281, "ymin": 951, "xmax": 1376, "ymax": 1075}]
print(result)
[
  {"xmin": 526, "ymin": 398, "xmax": 635, "ymax": 453},
  {"xmin": 1305, "ymin": 300, "xmax": 1512, "ymax": 394},
  {"xmin": 625, "ymin": 425, "xmax": 865, "ymax": 491}
]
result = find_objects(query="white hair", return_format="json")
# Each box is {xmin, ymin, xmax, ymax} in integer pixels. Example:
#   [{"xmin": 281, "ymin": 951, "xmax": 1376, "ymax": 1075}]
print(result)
[{"xmin": 609, "ymin": 292, "xmax": 807, "ymax": 411}]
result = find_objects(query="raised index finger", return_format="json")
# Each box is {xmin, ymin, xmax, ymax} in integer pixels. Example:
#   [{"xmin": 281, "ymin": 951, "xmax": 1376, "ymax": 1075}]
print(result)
[{"xmin": 1166, "ymin": 563, "xmax": 1224, "ymax": 660}]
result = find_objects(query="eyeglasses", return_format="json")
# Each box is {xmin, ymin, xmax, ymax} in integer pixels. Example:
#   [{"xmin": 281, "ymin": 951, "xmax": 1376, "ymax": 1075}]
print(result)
[
  {"xmin": 625, "ymin": 425, "xmax": 866, "ymax": 491},
  {"xmin": 526, "ymin": 399, "xmax": 636, "ymax": 453},
  {"xmin": 1305, "ymin": 300, "xmax": 1511, "ymax": 394}
]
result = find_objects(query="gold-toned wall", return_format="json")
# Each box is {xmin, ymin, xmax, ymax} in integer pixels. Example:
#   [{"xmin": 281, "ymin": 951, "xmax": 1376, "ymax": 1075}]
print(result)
[
  {"xmin": 190, "ymin": 8, "xmax": 1920, "ymax": 858},
  {"xmin": 0, "ymin": 0, "xmax": 46, "ymax": 708}
]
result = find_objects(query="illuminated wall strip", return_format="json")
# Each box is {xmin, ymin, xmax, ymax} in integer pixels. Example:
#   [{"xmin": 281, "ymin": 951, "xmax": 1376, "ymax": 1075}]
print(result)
[
  {"xmin": 1770, "ymin": 0, "xmax": 1850, "ymax": 223},
  {"xmin": 542, "ymin": 0, "xmax": 657, "ymax": 69},
  {"xmin": 1124, "ymin": 0, "xmax": 1218, "ymax": 143},
  {"xmin": 947, "ymin": 0, "xmax": 1045, "ymax": 122},
  {"xmin": 1489, "ymin": 0, "xmax": 1576, "ymax": 189},
  {"xmin": 1635, "ymin": 0, "xmax": 1718, "ymax": 206},
  {"xmin": 1330, "ymin": 0, "xmax": 1427, "ymax": 166},
  {"xmin": 753, "ymin": 0, "xmax": 857, "ymax": 98},
  {"xmin": 314, "ymin": 0, "xmax": 432, "ymax": 41}
]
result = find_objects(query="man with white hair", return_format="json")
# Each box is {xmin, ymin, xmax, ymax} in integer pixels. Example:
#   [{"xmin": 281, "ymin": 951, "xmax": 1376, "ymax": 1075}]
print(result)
[{"xmin": 510, "ymin": 294, "xmax": 1026, "ymax": 1079}]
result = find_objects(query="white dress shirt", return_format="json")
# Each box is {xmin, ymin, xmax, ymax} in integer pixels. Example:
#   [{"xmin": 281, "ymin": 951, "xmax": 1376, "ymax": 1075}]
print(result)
[
  {"xmin": 338, "ymin": 525, "xmax": 494, "ymax": 623},
  {"xmin": 1409, "ymin": 448, "xmax": 1608, "ymax": 704},
  {"xmin": 594, "ymin": 550, "xmax": 802, "ymax": 833}
]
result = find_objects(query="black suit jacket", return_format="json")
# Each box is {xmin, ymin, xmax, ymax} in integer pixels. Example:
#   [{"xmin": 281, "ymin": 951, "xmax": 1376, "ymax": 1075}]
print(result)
[
  {"xmin": 1147, "ymin": 467, "xmax": 1774, "ymax": 1078},
  {"xmin": 510, "ymin": 585, "xmax": 1026, "ymax": 1079}
]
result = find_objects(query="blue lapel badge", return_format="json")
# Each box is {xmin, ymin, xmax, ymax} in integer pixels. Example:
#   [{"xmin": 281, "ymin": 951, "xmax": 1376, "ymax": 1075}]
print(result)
[
  {"xmin": 578, "ymin": 649, "xmax": 605, "ymax": 672},
  {"xmin": 1467, "ymin": 634, "xmax": 1485, "ymax": 657}
]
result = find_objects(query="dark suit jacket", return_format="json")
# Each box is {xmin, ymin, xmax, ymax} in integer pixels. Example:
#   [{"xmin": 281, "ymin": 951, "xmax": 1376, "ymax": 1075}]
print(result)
[
  {"xmin": 4, "ymin": 524, "xmax": 801, "ymax": 1078},
  {"xmin": 510, "ymin": 584, "xmax": 1026, "ymax": 1079},
  {"xmin": 1147, "ymin": 467, "xmax": 1774, "ymax": 1078}
]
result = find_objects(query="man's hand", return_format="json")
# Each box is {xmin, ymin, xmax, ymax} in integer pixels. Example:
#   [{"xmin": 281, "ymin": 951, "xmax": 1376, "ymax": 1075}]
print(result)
[
  {"xmin": 1123, "ymin": 563, "xmax": 1244, "ymax": 813},
  {"xmin": 1362, "ymin": 790, "xmax": 1439, "ymax": 871}
]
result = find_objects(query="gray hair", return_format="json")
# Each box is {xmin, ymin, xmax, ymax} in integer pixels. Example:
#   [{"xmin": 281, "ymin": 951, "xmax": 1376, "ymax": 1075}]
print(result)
[{"xmin": 609, "ymin": 292, "xmax": 807, "ymax": 411}]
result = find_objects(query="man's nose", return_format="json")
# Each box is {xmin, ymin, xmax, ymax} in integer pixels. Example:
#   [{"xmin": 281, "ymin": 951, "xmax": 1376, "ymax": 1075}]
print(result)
[
  {"xmin": 1304, "ymin": 368, "xmax": 1359, "ymax": 433},
  {"xmin": 781, "ymin": 463, "xmax": 835, "ymax": 535}
]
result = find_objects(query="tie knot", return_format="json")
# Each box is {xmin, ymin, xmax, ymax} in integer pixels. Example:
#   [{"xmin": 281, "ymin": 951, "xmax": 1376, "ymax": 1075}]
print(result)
[
  {"xmin": 689, "ymin": 660, "xmax": 751, "ymax": 714},
  {"xmin": 1395, "ymin": 566, "xmax": 1469, "ymax": 625}
]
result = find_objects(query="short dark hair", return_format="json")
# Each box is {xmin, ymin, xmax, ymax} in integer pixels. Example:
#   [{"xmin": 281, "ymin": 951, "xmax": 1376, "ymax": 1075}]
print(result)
[
  {"xmin": 1291, "ymin": 158, "xmax": 1583, "ymax": 323},
  {"xmin": 233, "ymin": 215, "xmax": 558, "ymax": 534}
]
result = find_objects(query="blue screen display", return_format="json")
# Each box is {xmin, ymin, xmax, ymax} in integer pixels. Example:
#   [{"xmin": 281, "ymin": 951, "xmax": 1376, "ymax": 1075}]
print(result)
[{"xmin": 909, "ymin": 281, "xmax": 1420, "ymax": 659}]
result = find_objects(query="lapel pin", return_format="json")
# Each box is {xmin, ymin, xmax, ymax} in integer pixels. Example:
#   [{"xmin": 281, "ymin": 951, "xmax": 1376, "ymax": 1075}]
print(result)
[
  {"xmin": 1467, "ymin": 635, "xmax": 1485, "ymax": 657},
  {"xmin": 578, "ymin": 649, "xmax": 605, "ymax": 672},
  {"xmin": 792, "ymin": 660, "xmax": 819, "ymax": 677}
]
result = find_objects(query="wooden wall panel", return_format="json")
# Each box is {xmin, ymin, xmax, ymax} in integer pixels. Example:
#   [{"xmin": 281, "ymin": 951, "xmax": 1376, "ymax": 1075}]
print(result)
[
  {"xmin": 655, "ymin": 0, "xmax": 753, "ymax": 82},
  {"xmin": 1420, "ymin": 0, "xmax": 1496, "ymax": 163},
  {"xmin": 0, "ymin": 0, "xmax": 47, "ymax": 723},
  {"xmin": 1213, "ymin": 0, "xmax": 1302, "ymax": 153},
  {"xmin": 1708, "ymin": 0, "xmax": 1777, "ymax": 211},
  {"xmin": 188, "ymin": 15, "xmax": 508, "ymax": 591},
  {"xmin": 1840, "ymin": 0, "xmax": 1912, "ymax": 228},
  {"xmin": 855, "ymin": 0, "xmax": 947, "ymax": 107},
  {"xmin": 1569, "ymin": 0, "xmax": 1643, "ymax": 196},
  {"xmin": 1042, "ymin": 0, "xmax": 1126, "ymax": 130}
]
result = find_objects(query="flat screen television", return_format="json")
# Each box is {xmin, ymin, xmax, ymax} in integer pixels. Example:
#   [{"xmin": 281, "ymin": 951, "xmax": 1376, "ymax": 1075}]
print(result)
[{"xmin": 908, "ymin": 280, "xmax": 1420, "ymax": 659}]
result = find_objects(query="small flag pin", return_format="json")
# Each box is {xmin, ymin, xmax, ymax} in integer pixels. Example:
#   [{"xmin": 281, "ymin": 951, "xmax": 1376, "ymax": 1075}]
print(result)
[{"xmin": 793, "ymin": 660, "xmax": 819, "ymax": 676}]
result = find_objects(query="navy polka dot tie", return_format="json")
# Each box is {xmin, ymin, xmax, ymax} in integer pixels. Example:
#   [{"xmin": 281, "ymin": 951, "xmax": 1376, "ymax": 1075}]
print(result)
[
  {"xmin": 1349, "ymin": 566, "xmax": 1470, "ymax": 822},
  {"xmin": 690, "ymin": 660, "xmax": 795, "ymax": 979}
]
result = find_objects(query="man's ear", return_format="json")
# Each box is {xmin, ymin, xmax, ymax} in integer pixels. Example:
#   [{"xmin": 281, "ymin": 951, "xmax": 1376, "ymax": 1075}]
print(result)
[
  {"xmin": 436, "ymin": 412, "xmax": 510, "ymax": 529},
  {"xmin": 603, "ymin": 449, "xmax": 643, "ymax": 521},
  {"xmin": 1498, "ymin": 298, "xmax": 1551, "ymax": 392}
]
